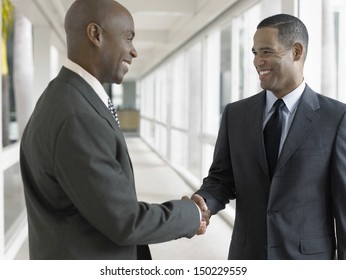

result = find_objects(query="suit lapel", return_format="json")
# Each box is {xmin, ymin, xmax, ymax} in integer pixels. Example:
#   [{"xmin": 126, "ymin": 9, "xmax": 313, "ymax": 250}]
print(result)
[
  {"xmin": 58, "ymin": 67, "xmax": 127, "ymax": 146},
  {"xmin": 246, "ymin": 91, "xmax": 268, "ymax": 174},
  {"xmin": 276, "ymin": 85, "xmax": 320, "ymax": 172}
]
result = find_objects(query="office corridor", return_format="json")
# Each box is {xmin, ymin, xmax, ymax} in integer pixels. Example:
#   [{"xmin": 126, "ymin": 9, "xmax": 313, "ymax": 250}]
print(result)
[
  {"xmin": 15, "ymin": 136, "xmax": 232, "ymax": 260},
  {"xmin": 126, "ymin": 136, "xmax": 232, "ymax": 260}
]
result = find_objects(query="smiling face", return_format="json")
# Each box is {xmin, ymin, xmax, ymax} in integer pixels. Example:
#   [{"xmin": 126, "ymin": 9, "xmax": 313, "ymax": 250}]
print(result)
[
  {"xmin": 98, "ymin": 9, "xmax": 137, "ymax": 84},
  {"xmin": 252, "ymin": 27, "xmax": 302, "ymax": 98},
  {"xmin": 65, "ymin": 0, "xmax": 138, "ymax": 85}
]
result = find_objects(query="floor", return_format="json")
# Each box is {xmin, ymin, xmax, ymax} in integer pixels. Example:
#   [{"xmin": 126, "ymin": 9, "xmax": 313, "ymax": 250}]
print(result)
[{"xmin": 15, "ymin": 136, "xmax": 232, "ymax": 260}]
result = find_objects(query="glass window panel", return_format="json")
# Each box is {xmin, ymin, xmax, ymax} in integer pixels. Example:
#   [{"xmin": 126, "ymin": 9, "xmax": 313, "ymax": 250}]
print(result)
[
  {"xmin": 300, "ymin": 0, "xmax": 346, "ymax": 101},
  {"xmin": 187, "ymin": 42, "xmax": 203, "ymax": 178},
  {"xmin": 110, "ymin": 83, "xmax": 123, "ymax": 109},
  {"xmin": 170, "ymin": 129, "xmax": 188, "ymax": 168},
  {"xmin": 231, "ymin": 3, "xmax": 262, "ymax": 101},
  {"xmin": 299, "ymin": 0, "xmax": 323, "ymax": 93},
  {"xmin": 154, "ymin": 66, "xmax": 169, "ymax": 124},
  {"xmin": 242, "ymin": 5, "xmax": 262, "ymax": 98},
  {"xmin": 231, "ymin": 17, "xmax": 242, "ymax": 102},
  {"xmin": 140, "ymin": 118, "xmax": 154, "ymax": 146},
  {"xmin": 140, "ymin": 76, "xmax": 155, "ymax": 119},
  {"xmin": 329, "ymin": 0, "xmax": 346, "ymax": 102},
  {"xmin": 154, "ymin": 123, "xmax": 167, "ymax": 158},
  {"xmin": 220, "ymin": 25, "xmax": 232, "ymax": 111},
  {"xmin": 171, "ymin": 54, "xmax": 188, "ymax": 129},
  {"xmin": 260, "ymin": 0, "xmax": 281, "ymax": 18},
  {"xmin": 202, "ymin": 143, "xmax": 216, "ymax": 179},
  {"xmin": 337, "ymin": 3, "xmax": 346, "ymax": 102},
  {"xmin": 50, "ymin": 46, "xmax": 59, "ymax": 80},
  {"xmin": 203, "ymin": 30, "xmax": 221, "ymax": 136},
  {"xmin": 2, "ymin": 27, "xmax": 17, "ymax": 147}
]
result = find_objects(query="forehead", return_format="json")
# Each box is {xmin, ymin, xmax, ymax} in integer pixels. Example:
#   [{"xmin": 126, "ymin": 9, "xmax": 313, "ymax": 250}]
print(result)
[{"xmin": 253, "ymin": 27, "xmax": 280, "ymax": 48}]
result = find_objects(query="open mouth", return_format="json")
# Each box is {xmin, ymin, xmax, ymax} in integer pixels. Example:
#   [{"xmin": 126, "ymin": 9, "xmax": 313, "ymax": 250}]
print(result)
[
  {"xmin": 122, "ymin": 60, "xmax": 130, "ymax": 71},
  {"xmin": 259, "ymin": 70, "xmax": 270, "ymax": 75},
  {"xmin": 122, "ymin": 58, "xmax": 132, "ymax": 71},
  {"xmin": 258, "ymin": 69, "xmax": 271, "ymax": 80}
]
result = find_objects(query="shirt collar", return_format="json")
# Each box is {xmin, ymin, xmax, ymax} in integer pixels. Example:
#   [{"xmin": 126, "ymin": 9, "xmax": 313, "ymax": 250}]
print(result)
[
  {"xmin": 266, "ymin": 81, "xmax": 306, "ymax": 114},
  {"xmin": 63, "ymin": 58, "xmax": 110, "ymax": 107}
]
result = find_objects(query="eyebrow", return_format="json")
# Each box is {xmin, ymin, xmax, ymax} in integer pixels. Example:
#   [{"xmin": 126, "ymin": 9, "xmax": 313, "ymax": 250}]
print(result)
[
  {"xmin": 125, "ymin": 31, "xmax": 135, "ymax": 37},
  {"xmin": 252, "ymin": 47, "xmax": 274, "ymax": 52}
]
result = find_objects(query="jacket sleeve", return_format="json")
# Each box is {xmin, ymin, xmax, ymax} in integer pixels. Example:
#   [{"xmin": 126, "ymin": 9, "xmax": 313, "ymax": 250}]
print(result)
[
  {"xmin": 54, "ymin": 112, "xmax": 200, "ymax": 245},
  {"xmin": 195, "ymin": 104, "xmax": 236, "ymax": 214},
  {"xmin": 331, "ymin": 111, "xmax": 346, "ymax": 259}
]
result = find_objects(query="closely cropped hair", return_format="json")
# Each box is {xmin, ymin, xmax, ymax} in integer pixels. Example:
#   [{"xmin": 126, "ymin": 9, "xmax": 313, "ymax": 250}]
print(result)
[{"xmin": 257, "ymin": 14, "xmax": 309, "ymax": 59}]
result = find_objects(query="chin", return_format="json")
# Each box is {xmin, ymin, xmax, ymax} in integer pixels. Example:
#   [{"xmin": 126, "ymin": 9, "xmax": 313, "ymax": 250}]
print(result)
[
  {"xmin": 115, "ymin": 73, "xmax": 126, "ymax": 84},
  {"xmin": 112, "ymin": 76, "xmax": 124, "ymax": 85},
  {"xmin": 260, "ymin": 82, "xmax": 268, "ymax": 90}
]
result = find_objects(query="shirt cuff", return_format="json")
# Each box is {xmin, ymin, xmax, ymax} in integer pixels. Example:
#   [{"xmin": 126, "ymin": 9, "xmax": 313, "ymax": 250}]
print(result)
[{"xmin": 194, "ymin": 202, "xmax": 202, "ymax": 220}]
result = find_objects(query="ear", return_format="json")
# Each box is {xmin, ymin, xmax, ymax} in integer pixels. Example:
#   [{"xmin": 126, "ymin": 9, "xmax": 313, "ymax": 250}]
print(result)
[
  {"xmin": 292, "ymin": 42, "xmax": 303, "ymax": 61},
  {"xmin": 86, "ymin": 23, "xmax": 103, "ymax": 47}
]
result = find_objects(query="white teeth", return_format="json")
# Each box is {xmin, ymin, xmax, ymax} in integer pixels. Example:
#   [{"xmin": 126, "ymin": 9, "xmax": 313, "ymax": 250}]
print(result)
[
  {"xmin": 259, "ymin": 70, "xmax": 270, "ymax": 75},
  {"xmin": 122, "ymin": 61, "xmax": 130, "ymax": 68}
]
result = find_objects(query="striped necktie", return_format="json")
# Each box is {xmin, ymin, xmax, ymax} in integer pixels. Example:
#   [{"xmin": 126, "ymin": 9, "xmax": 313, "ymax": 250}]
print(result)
[{"xmin": 107, "ymin": 98, "xmax": 120, "ymax": 127}]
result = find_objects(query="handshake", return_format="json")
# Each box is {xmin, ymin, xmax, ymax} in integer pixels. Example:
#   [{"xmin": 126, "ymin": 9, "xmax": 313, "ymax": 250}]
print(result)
[{"xmin": 182, "ymin": 194, "xmax": 211, "ymax": 236}]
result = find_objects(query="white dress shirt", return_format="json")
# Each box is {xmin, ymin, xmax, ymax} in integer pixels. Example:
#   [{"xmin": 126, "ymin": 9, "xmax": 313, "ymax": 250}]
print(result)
[{"xmin": 64, "ymin": 58, "xmax": 110, "ymax": 108}]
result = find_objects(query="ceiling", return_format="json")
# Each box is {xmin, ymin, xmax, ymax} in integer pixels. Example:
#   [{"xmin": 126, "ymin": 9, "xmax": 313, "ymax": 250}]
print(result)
[{"xmin": 11, "ymin": 0, "xmax": 238, "ymax": 81}]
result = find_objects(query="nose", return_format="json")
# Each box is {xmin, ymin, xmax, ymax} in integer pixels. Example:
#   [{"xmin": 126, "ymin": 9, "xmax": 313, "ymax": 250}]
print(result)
[{"xmin": 131, "ymin": 46, "xmax": 138, "ymax": 58}]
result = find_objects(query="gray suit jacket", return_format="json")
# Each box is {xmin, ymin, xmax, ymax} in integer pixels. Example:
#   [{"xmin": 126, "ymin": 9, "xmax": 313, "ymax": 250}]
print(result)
[
  {"xmin": 196, "ymin": 85, "xmax": 346, "ymax": 259},
  {"xmin": 20, "ymin": 67, "xmax": 200, "ymax": 260}
]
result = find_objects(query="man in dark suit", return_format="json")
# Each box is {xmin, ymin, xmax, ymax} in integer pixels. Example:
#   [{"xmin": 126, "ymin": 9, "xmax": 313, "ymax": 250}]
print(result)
[
  {"xmin": 192, "ymin": 14, "xmax": 346, "ymax": 259},
  {"xmin": 20, "ymin": 0, "xmax": 209, "ymax": 260}
]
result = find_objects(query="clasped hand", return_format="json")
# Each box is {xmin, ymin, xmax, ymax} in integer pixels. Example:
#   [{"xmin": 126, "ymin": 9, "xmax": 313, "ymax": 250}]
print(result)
[{"xmin": 182, "ymin": 194, "xmax": 211, "ymax": 235}]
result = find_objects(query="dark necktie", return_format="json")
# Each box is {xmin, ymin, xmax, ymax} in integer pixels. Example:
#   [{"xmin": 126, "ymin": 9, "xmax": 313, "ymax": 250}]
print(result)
[
  {"xmin": 108, "ymin": 98, "xmax": 120, "ymax": 127},
  {"xmin": 263, "ymin": 99, "xmax": 284, "ymax": 179}
]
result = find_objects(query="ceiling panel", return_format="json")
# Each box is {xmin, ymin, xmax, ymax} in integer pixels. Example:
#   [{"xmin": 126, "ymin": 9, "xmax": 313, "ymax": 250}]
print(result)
[{"xmin": 11, "ymin": 0, "xmax": 238, "ymax": 81}]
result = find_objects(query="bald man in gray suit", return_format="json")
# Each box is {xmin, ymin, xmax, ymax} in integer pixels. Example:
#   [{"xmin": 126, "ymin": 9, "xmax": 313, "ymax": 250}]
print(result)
[{"xmin": 20, "ymin": 0, "xmax": 209, "ymax": 260}]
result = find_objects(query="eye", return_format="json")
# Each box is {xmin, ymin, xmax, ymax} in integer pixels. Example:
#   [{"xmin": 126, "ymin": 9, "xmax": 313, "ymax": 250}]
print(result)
[
  {"xmin": 261, "ymin": 49, "xmax": 274, "ymax": 56},
  {"xmin": 126, "ymin": 36, "xmax": 135, "ymax": 46},
  {"xmin": 125, "ymin": 32, "xmax": 135, "ymax": 42}
]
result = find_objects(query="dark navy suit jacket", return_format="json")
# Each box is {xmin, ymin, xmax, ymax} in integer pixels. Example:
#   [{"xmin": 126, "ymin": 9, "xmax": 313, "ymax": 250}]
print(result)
[{"xmin": 197, "ymin": 85, "xmax": 346, "ymax": 259}]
